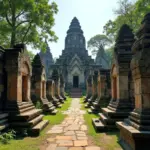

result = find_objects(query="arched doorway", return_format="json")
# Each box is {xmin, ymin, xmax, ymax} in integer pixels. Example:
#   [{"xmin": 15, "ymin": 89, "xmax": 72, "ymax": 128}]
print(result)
[
  {"xmin": 22, "ymin": 63, "xmax": 30, "ymax": 102},
  {"xmin": 73, "ymin": 76, "xmax": 79, "ymax": 88}
]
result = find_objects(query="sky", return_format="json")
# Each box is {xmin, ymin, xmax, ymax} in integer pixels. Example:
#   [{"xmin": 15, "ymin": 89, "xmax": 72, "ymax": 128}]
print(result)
[{"xmin": 31, "ymin": 0, "xmax": 120, "ymax": 58}]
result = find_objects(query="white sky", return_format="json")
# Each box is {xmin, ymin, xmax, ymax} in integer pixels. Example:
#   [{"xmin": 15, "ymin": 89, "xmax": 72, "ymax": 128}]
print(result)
[{"xmin": 29, "ymin": 0, "xmax": 136, "ymax": 58}]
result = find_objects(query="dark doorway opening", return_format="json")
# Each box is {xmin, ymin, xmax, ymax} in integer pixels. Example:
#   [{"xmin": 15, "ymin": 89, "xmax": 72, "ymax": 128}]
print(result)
[
  {"xmin": 22, "ymin": 76, "xmax": 28, "ymax": 101},
  {"xmin": 73, "ymin": 76, "xmax": 79, "ymax": 88}
]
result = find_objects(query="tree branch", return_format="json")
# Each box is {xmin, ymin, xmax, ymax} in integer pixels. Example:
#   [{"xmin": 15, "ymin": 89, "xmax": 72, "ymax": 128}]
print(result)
[
  {"xmin": 15, "ymin": 20, "xmax": 31, "ymax": 28},
  {"xmin": 6, "ymin": 13, "xmax": 12, "ymax": 26},
  {"xmin": 21, "ymin": 21, "xmax": 32, "ymax": 43},
  {"xmin": 15, "ymin": 11, "xmax": 25, "ymax": 19}
]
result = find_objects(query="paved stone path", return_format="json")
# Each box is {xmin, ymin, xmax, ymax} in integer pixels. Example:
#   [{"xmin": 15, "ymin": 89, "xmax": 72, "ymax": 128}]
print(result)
[{"xmin": 45, "ymin": 98, "xmax": 101, "ymax": 150}]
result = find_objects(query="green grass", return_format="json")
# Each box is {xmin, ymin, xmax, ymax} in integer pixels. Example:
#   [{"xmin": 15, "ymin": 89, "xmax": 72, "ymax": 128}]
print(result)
[
  {"xmin": 43, "ymin": 96, "xmax": 72, "ymax": 125},
  {"xmin": 0, "ymin": 96, "xmax": 72, "ymax": 150},
  {"xmin": 80, "ymin": 97, "xmax": 122, "ymax": 150}
]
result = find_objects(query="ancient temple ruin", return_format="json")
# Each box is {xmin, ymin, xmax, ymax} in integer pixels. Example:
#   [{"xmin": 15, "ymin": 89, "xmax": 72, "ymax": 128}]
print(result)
[
  {"xmin": 92, "ymin": 24, "xmax": 135, "ymax": 131},
  {"xmin": 39, "ymin": 41, "xmax": 54, "ymax": 78},
  {"xmin": 89, "ymin": 69, "xmax": 111, "ymax": 114},
  {"xmin": 31, "ymin": 54, "xmax": 57, "ymax": 115},
  {"xmin": 117, "ymin": 13, "xmax": 150, "ymax": 150},
  {"xmin": 4, "ymin": 44, "xmax": 49, "ymax": 135},
  {"xmin": 48, "ymin": 17, "xmax": 108, "ymax": 91}
]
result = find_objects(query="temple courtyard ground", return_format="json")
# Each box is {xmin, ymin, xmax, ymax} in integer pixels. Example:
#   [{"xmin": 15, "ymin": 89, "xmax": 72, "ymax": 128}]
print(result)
[{"xmin": 0, "ymin": 97, "xmax": 122, "ymax": 150}]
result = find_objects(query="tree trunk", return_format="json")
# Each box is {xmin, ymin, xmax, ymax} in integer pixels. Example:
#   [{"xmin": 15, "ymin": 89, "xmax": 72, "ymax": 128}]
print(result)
[
  {"xmin": 10, "ymin": 27, "xmax": 16, "ymax": 48},
  {"xmin": 10, "ymin": 1, "xmax": 16, "ymax": 48}
]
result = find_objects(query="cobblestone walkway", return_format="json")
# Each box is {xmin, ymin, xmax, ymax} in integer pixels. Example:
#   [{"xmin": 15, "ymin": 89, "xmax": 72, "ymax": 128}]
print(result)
[{"xmin": 45, "ymin": 98, "xmax": 101, "ymax": 150}]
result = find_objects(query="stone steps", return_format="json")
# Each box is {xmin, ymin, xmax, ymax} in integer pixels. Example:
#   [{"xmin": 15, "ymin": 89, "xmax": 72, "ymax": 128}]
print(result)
[
  {"xmin": 51, "ymin": 109, "xmax": 58, "ymax": 115},
  {"xmin": 10, "ymin": 109, "xmax": 42, "ymax": 121},
  {"xmin": 6, "ymin": 101, "xmax": 49, "ymax": 135},
  {"xmin": 0, "ymin": 123, "xmax": 9, "ymax": 132},
  {"xmin": 10, "ymin": 114, "xmax": 44, "ymax": 128},
  {"xmin": 0, "ymin": 113, "xmax": 8, "ymax": 120},
  {"xmin": 32, "ymin": 120, "xmax": 49, "ymax": 136},
  {"xmin": 0, "ymin": 113, "xmax": 9, "ymax": 132},
  {"xmin": 19, "ymin": 106, "xmax": 35, "ymax": 113}
]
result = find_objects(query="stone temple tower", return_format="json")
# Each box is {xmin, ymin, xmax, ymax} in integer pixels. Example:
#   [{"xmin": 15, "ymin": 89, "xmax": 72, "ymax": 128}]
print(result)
[
  {"xmin": 54, "ymin": 17, "xmax": 97, "ymax": 90},
  {"xmin": 39, "ymin": 41, "xmax": 54, "ymax": 78}
]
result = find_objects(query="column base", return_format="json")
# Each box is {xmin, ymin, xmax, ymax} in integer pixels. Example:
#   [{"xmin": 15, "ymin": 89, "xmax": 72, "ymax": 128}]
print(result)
[{"xmin": 117, "ymin": 121, "xmax": 150, "ymax": 150}]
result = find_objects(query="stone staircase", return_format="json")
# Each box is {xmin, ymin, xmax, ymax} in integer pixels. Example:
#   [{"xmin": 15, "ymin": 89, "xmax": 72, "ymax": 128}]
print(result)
[
  {"xmin": 42, "ymin": 99, "xmax": 58, "ymax": 115},
  {"xmin": 70, "ymin": 88, "xmax": 82, "ymax": 98},
  {"xmin": 5, "ymin": 101, "xmax": 49, "ymax": 136},
  {"xmin": 0, "ymin": 113, "xmax": 9, "ymax": 133}
]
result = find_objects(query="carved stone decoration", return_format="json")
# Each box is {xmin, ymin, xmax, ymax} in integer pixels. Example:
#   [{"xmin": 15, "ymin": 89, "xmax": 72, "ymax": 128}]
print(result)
[
  {"xmin": 117, "ymin": 13, "xmax": 150, "ymax": 150},
  {"xmin": 92, "ymin": 24, "xmax": 135, "ymax": 132}
]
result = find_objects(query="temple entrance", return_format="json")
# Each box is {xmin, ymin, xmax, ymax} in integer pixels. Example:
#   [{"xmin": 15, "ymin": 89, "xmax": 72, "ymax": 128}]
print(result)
[
  {"xmin": 22, "ymin": 76, "xmax": 28, "ymax": 101},
  {"xmin": 73, "ymin": 76, "xmax": 79, "ymax": 88}
]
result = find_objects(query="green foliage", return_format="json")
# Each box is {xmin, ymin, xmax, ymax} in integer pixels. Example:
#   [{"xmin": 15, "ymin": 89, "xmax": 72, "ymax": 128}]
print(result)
[
  {"xmin": 103, "ymin": 0, "xmax": 150, "ymax": 41},
  {"xmin": 105, "ymin": 46, "xmax": 114, "ymax": 67},
  {"xmin": 35, "ymin": 101, "xmax": 42, "ymax": 109},
  {"xmin": 44, "ymin": 96, "xmax": 72, "ymax": 125},
  {"xmin": 27, "ymin": 50, "xmax": 35, "ymax": 62},
  {"xmin": 0, "ymin": 0, "xmax": 58, "ymax": 49},
  {"xmin": 0, "ymin": 130, "xmax": 16, "ymax": 144},
  {"xmin": 87, "ymin": 34, "xmax": 112, "ymax": 56},
  {"xmin": 65, "ymin": 92, "xmax": 70, "ymax": 97}
]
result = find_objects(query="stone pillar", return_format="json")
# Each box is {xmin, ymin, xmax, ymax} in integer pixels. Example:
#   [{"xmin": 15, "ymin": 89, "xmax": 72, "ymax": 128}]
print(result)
[
  {"xmin": 117, "ymin": 13, "xmax": 150, "ymax": 150},
  {"xmin": 60, "ymin": 74, "xmax": 66, "ymax": 100},
  {"xmin": 98, "ymin": 69, "xmax": 111, "ymax": 106},
  {"xmin": 5, "ymin": 44, "xmax": 32, "ymax": 103},
  {"xmin": 0, "ymin": 48, "xmax": 5, "ymax": 111},
  {"xmin": 92, "ymin": 24, "xmax": 135, "ymax": 131},
  {"xmin": 31, "ymin": 54, "xmax": 56, "ymax": 113},
  {"xmin": 84, "ymin": 75, "xmax": 92, "ymax": 102}
]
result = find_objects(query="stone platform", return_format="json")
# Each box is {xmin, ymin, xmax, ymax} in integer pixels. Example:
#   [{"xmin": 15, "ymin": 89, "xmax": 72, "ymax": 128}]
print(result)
[
  {"xmin": 117, "ymin": 121, "xmax": 150, "ymax": 150},
  {"xmin": 92, "ymin": 108, "xmax": 130, "ymax": 132}
]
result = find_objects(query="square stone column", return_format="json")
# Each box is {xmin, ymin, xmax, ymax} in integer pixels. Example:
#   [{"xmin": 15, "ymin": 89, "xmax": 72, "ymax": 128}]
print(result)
[{"xmin": 116, "ymin": 13, "xmax": 150, "ymax": 150}]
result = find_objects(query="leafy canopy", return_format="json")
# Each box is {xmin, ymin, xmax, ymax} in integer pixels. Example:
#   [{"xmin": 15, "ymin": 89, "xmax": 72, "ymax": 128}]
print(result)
[
  {"xmin": 87, "ymin": 34, "xmax": 112, "ymax": 56},
  {"xmin": 103, "ymin": 0, "xmax": 150, "ymax": 41},
  {"xmin": 0, "ymin": 0, "xmax": 58, "ymax": 50}
]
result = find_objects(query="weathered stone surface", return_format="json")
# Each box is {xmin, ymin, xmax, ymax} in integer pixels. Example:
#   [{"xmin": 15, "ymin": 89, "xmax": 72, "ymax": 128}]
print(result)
[
  {"xmin": 74, "ymin": 140, "xmax": 88, "ymax": 146},
  {"xmin": 69, "ymin": 147, "xmax": 84, "ymax": 150},
  {"xmin": 45, "ymin": 98, "xmax": 101, "ymax": 149},
  {"xmin": 46, "ymin": 144, "xmax": 57, "ymax": 150},
  {"xmin": 47, "ymin": 129, "xmax": 63, "ymax": 134},
  {"xmin": 85, "ymin": 146, "xmax": 101, "ymax": 150},
  {"xmin": 56, "ymin": 140, "xmax": 73, "ymax": 146},
  {"xmin": 47, "ymin": 137, "xmax": 56, "ymax": 142},
  {"xmin": 80, "ymin": 125, "xmax": 87, "ymax": 131},
  {"xmin": 55, "ymin": 147, "xmax": 68, "ymax": 150},
  {"xmin": 64, "ymin": 131, "xmax": 75, "ymax": 136},
  {"xmin": 77, "ymin": 136, "xmax": 88, "ymax": 140},
  {"xmin": 56, "ymin": 136, "xmax": 73, "ymax": 140}
]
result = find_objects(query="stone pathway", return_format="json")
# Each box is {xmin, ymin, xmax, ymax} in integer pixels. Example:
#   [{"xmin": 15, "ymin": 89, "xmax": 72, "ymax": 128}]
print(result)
[{"xmin": 45, "ymin": 98, "xmax": 101, "ymax": 150}]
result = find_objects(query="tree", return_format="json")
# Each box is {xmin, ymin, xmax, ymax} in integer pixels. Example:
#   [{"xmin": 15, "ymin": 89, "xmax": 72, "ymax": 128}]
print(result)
[
  {"xmin": 87, "ymin": 34, "xmax": 112, "ymax": 56},
  {"xmin": 0, "ymin": 0, "xmax": 58, "ymax": 50},
  {"xmin": 27, "ymin": 50, "xmax": 35, "ymax": 62},
  {"xmin": 103, "ymin": 0, "xmax": 150, "ymax": 41}
]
